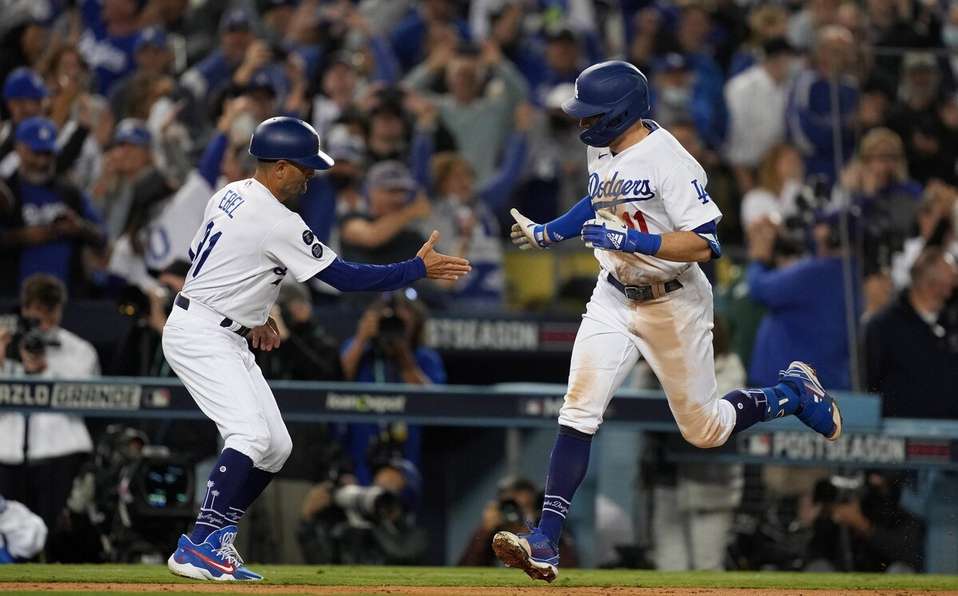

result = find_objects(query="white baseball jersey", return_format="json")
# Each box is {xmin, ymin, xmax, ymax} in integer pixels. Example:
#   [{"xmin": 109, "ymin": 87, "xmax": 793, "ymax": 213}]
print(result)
[
  {"xmin": 586, "ymin": 122, "xmax": 722, "ymax": 284},
  {"xmin": 180, "ymin": 178, "xmax": 337, "ymax": 327}
]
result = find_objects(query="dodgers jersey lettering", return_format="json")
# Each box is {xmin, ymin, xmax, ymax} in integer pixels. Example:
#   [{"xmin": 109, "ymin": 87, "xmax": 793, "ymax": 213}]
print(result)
[
  {"xmin": 586, "ymin": 121, "xmax": 722, "ymax": 284},
  {"xmin": 180, "ymin": 178, "xmax": 336, "ymax": 327}
]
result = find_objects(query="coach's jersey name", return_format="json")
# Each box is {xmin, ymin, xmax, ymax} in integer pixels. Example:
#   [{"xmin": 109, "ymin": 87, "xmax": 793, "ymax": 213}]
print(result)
[{"xmin": 219, "ymin": 190, "xmax": 245, "ymax": 218}]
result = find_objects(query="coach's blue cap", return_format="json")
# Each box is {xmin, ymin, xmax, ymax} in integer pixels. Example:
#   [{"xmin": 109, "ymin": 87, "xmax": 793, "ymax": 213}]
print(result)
[
  {"xmin": 16, "ymin": 116, "xmax": 58, "ymax": 153},
  {"xmin": 135, "ymin": 26, "xmax": 168, "ymax": 53},
  {"xmin": 114, "ymin": 118, "xmax": 152, "ymax": 146},
  {"xmin": 3, "ymin": 67, "xmax": 48, "ymax": 101},
  {"xmin": 220, "ymin": 8, "xmax": 253, "ymax": 32}
]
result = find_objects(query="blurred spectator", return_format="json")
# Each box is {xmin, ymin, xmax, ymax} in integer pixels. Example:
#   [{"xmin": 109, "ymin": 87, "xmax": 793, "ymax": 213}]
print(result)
[
  {"xmin": 298, "ymin": 458, "xmax": 428, "ymax": 565},
  {"xmin": 533, "ymin": 28, "xmax": 584, "ymax": 106},
  {"xmin": 652, "ymin": 52, "xmax": 725, "ymax": 150},
  {"xmin": 339, "ymin": 160, "xmax": 429, "ymax": 265},
  {"xmin": 838, "ymin": 127, "xmax": 923, "ymax": 275},
  {"xmin": 90, "ymin": 118, "xmax": 169, "ymax": 242},
  {"xmin": 110, "ymin": 259, "xmax": 188, "ymax": 377},
  {"xmin": 0, "ymin": 19, "xmax": 49, "ymax": 86},
  {"xmin": 786, "ymin": 0, "xmax": 839, "ymax": 51},
  {"xmin": 108, "ymin": 26, "xmax": 175, "ymax": 121},
  {"xmin": 890, "ymin": 182, "xmax": 957, "ymax": 290},
  {"xmin": 40, "ymin": 46, "xmax": 113, "ymax": 190},
  {"xmin": 651, "ymin": 318, "xmax": 744, "ymax": 571},
  {"xmin": 723, "ymin": 38, "xmax": 798, "ymax": 191},
  {"xmin": 421, "ymin": 104, "xmax": 531, "ymax": 305},
  {"xmin": 516, "ymin": 83, "xmax": 584, "ymax": 222},
  {"xmin": 458, "ymin": 476, "xmax": 578, "ymax": 568},
  {"xmin": 258, "ymin": 282, "xmax": 342, "ymax": 381},
  {"xmin": 729, "ymin": 4, "xmax": 788, "ymax": 77},
  {"xmin": 390, "ymin": 0, "xmax": 470, "ymax": 73},
  {"xmin": 0, "ymin": 495, "xmax": 47, "ymax": 563},
  {"xmin": 339, "ymin": 292, "xmax": 444, "ymax": 484},
  {"xmin": 0, "ymin": 117, "xmax": 105, "ymax": 297},
  {"xmin": 404, "ymin": 37, "xmax": 528, "ymax": 185},
  {"xmin": 179, "ymin": 8, "xmax": 255, "ymax": 113},
  {"xmin": 77, "ymin": 0, "xmax": 146, "ymax": 96},
  {"xmin": 0, "ymin": 67, "xmax": 48, "ymax": 168},
  {"xmin": 746, "ymin": 217, "xmax": 860, "ymax": 390},
  {"xmin": 740, "ymin": 144, "xmax": 804, "ymax": 230},
  {"xmin": 658, "ymin": 5, "xmax": 726, "ymax": 124},
  {"xmin": 865, "ymin": 247, "xmax": 958, "ymax": 419},
  {"xmin": 311, "ymin": 54, "xmax": 359, "ymax": 141},
  {"xmin": 785, "ymin": 25, "xmax": 858, "ymax": 185},
  {"xmin": 107, "ymin": 97, "xmax": 254, "ymax": 292},
  {"xmin": 0, "ymin": 274, "xmax": 98, "ymax": 545},
  {"xmin": 805, "ymin": 471, "xmax": 925, "ymax": 572},
  {"xmin": 888, "ymin": 53, "xmax": 949, "ymax": 185}
]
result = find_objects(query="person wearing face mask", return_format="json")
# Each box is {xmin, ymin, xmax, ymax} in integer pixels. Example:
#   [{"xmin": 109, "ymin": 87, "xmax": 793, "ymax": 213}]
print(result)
[
  {"xmin": 0, "ymin": 117, "xmax": 105, "ymax": 297},
  {"xmin": 651, "ymin": 53, "xmax": 726, "ymax": 150},
  {"xmin": 865, "ymin": 247, "xmax": 958, "ymax": 419}
]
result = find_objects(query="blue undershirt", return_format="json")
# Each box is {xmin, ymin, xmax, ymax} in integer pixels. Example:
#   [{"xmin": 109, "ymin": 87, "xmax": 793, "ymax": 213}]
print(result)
[{"xmin": 316, "ymin": 256, "xmax": 426, "ymax": 292}]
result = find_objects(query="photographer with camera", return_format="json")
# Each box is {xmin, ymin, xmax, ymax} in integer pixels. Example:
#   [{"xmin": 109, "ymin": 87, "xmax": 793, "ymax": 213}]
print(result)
[
  {"xmin": 746, "ymin": 216, "xmax": 860, "ymax": 389},
  {"xmin": 298, "ymin": 457, "xmax": 427, "ymax": 565},
  {"xmin": 340, "ymin": 290, "xmax": 444, "ymax": 485},
  {"xmin": 458, "ymin": 477, "xmax": 578, "ymax": 568},
  {"xmin": 0, "ymin": 274, "xmax": 98, "ymax": 552},
  {"xmin": 805, "ymin": 471, "xmax": 925, "ymax": 573}
]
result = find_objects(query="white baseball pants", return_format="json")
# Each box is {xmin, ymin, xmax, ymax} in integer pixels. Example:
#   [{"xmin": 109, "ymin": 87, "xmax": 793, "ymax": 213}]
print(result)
[
  {"xmin": 162, "ymin": 298, "xmax": 292, "ymax": 472},
  {"xmin": 558, "ymin": 265, "xmax": 736, "ymax": 448}
]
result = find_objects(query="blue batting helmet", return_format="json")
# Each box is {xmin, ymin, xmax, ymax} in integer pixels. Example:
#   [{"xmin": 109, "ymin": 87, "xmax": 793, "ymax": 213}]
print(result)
[
  {"xmin": 249, "ymin": 117, "xmax": 334, "ymax": 171},
  {"xmin": 562, "ymin": 61, "xmax": 651, "ymax": 148}
]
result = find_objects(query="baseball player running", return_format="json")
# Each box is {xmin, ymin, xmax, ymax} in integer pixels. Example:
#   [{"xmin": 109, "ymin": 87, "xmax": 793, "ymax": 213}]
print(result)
[
  {"xmin": 493, "ymin": 61, "xmax": 842, "ymax": 582},
  {"xmin": 163, "ymin": 117, "xmax": 469, "ymax": 581}
]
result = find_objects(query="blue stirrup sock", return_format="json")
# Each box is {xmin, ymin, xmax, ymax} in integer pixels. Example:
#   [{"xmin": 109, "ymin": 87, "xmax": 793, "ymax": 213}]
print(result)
[
  {"xmin": 538, "ymin": 425, "xmax": 593, "ymax": 546},
  {"xmin": 722, "ymin": 380, "xmax": 802, "ymax": 435},
  {"xmin": 189, "ymin": 448, "xmax": 265, "ymax": 544}
]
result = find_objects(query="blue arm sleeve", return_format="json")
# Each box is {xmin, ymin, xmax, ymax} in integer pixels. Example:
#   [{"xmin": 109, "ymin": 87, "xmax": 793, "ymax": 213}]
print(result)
[
  {"xmin": 478, "ymin": 132, "xmax": 528, "ymax": 213},
  {"xmin": 692, "ymin": 220, "xmax": 722, "ymax": 259},
  {"xmin": 316, "ymin": 256, "xmax": 426, "ymax": 292},
  {"xmin": 543, "ymin": 195, "xmax": 595, "ymax": 242},
  {"xmin": 197, "ymin": 132, "xmax": 228, "ymax": 187},
  {"xmin": 409, "ymin": 129, "xmax": 434, "ymax": 189}
]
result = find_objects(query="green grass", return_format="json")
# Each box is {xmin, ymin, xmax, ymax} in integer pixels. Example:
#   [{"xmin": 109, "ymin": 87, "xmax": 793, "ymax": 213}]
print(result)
[{"xmin": 0, "ymin": 565, "xmax": 957, "ymax": 591}]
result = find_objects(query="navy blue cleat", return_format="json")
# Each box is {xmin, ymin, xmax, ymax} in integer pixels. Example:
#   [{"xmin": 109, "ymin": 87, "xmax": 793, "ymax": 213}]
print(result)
[
  {"xmin": 167, "ymin": 525, "xmax": 263, "ymax": 581},
  {"xmin": 492, "ymin": 527, "xmax": 559, "ymax": 582},
  {"xmin": 780, "ymin": 361, "xmax": 842, "ymax": 441}
]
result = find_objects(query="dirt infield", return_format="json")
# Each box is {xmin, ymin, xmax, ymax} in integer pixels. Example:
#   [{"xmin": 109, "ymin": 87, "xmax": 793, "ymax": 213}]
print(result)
[{"xmin": 5, "ymin": 584, "xmax": 958, "ymax": 596}]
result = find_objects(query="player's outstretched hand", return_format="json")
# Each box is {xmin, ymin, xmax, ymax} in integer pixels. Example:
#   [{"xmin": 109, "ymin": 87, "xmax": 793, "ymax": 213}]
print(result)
[
  {"xmin": 249, "ymin": 317, "xmax": 281, "ymax": 352},
  {"xmin": 417, "ymin": 230, "xmax": 472, "ymax": 281},
  {"xmin": 510, "ymin": 208, "xmax": 548, "ymax": 250}
]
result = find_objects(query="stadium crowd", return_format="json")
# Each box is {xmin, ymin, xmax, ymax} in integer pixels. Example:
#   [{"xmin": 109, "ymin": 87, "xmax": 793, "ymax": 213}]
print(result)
[{"xmin": 0, "ymin": 0, "xmax": 955, "ymax": 573}]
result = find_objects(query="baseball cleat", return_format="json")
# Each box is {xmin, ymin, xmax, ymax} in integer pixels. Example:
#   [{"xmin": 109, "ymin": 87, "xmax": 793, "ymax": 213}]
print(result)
[
  {"xmin": 780, "ymin": 361, "xmax": 842, "ymax": 441},
  {"xmin": 167, "ymin": 525, "xmax": 263, "ymax": 581},
  {"xmin": 492, "ymin": 528, "xmax": 559, "ymax": 583}
]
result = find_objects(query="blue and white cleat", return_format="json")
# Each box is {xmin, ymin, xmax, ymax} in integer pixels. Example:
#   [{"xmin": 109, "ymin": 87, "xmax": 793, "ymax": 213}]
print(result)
[
  {"xmin": 780, "ymin": 361, "xmax": 843, "ymax": 441},
  {"xmin": 167, "ymin": 525, "xmax": 263, "ymax": 581},
  {"xmin": 492, "ymin": 528, "xmax": 559, "ymax": 583}
]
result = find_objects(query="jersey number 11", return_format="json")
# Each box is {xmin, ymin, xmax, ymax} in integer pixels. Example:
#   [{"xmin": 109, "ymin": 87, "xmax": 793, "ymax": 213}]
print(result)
[{"xmin": 191, "ymin": 221, "xmax": 222, "ymax": 278}]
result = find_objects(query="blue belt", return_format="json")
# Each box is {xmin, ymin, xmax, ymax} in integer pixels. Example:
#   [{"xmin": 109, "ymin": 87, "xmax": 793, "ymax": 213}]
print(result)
[
  {"xmin": 606, "ymin": 274, "xmax": 683, "ymax": 302},
  {"xmin": 174, "ymin": 294, "xmax": 251, "ymax": 337}
]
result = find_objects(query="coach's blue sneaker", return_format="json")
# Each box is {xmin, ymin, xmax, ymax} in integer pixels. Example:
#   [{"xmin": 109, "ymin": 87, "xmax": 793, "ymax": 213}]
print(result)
[
  {"xmin": 492, "ymin": 527, "xmax": 559, "ymax": 582},
  {"xmin": 167, "ymin": 525, "xmax": 263, "ymax": 581},
  {"xmin": 780, "ymin": 361, "xmax": 842, "ymax": 441}
]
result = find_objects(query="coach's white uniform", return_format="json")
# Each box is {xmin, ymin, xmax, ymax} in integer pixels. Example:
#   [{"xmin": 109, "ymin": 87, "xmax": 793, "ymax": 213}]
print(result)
[
  {"xmin": 559, "ymin": 123, "xmax": 736, "ymax": 448},
  {"xmin": 162, "ymin": 178, "xmax": 336, "ymax": 472}
]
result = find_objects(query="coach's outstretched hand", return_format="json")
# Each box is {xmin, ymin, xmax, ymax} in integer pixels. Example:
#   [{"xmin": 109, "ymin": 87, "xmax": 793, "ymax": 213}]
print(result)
[{"xmin": 417, "ymin": 231, "xmax": 472, "ymax": 281}]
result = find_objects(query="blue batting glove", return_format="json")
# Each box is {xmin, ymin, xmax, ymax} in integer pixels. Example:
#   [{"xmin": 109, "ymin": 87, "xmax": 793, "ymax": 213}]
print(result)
[{"xmin": 581, "ymin": 217, "xmax": 661, "ymax": 255}]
